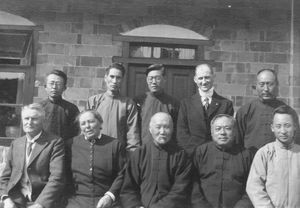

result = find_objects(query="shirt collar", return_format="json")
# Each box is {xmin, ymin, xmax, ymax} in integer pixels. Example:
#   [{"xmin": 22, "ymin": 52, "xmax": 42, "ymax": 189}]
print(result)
[
  {"xmin": 26, "ymin": 131, "xmax": 42, "ymax": 143},
  {"xmin": 84, "ymin": 133, "xmax": 102, "ymax": 142}
]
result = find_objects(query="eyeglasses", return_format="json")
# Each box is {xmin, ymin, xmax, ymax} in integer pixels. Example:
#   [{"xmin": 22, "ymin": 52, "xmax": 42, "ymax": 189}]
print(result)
[
  {"xmin": 47, "ymin": 82, "xmax": 64, "ymax": 87},
  {"xmin": 147, "ymin": 76, "xmax": 163, "ymax": 82}
]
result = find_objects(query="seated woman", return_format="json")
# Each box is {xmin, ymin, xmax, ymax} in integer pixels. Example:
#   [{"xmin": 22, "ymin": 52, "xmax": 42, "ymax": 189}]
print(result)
[{"xmin": 65, "ymin": 110, "xmax": 126, "ymax": 208}]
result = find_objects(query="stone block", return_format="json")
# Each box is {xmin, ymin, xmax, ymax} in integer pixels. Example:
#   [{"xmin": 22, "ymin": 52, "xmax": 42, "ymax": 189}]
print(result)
[
  {"xmin": 55, "ymin": 12, "xmax": 83, "ymax": 22},
  {"xmin": 266, "ymin": 31, "xmax": 290, "ymax": 41},
  {"xmin": 70, "ymin": 45, "xmax": 120, "ymax": 57},
  {"xmin": 235, "ymin": 52, "xmax": 263, "ymax": 62},
  {"xmin": 236, "ymin": 30, "xmax": 260, "ymax": 41},
  {"xmin": 250, "ymin": 42, "xmax": 271, "ymax": 52},
  {"xmin": 71, "ymin": 23, "xmax": 83, "ymax": 33},
  {"xmin": 40, "ymin": 43, "xmax": 65, "ymax": 54},
  {"xmin": 265, "ymin": 53, "xmax": 289, "ymax": 64},
  {"xmin": 208, "ymin": 51, "xmax": 232, "ymax": 62},
  {"xmin": 231, "ymin": 73, "xmax": 256, "ymax": 85},
  {"xmin": 272, "ymin": 42, "xmax": 290, "ymax": 53},
  {"xmin": 212, "ymin": 29, "xmax": 232, "ymax": 40},
  {"xmin": 67, "ymin": 77, "xmax": 75, "ymax": 88},
  {"xmin": 92, "ymin": 78, "xmax": 104, "ymax": 89},
  {"xmin": 248, "ymin": 63, "xmax": 275, "ymax": 73},
  {"xmin": 223, "ymin": 63, "xmax": 246, "ymax": 73},
  {"xmin": 80, "ymin": 56, "xmax": 102, "ymax": 67},
  {"xmin": 93, "ymin": 24, "xmax": 122, "ymax": 35},
  {"xmin": 81, "ymin": 34, "xmax": 112, "ymax": 45},
  {"xmin": 64, "ymin": 88, "xmax": 90, "ymax": 100},
  {"xmin": 96, "ymin": 67, "xmax": 106, "ymax": 78},
  {"xmin": 39, "ymin": 32, "xmax": 50, "ymax": 42},
  {"xmin": 44, "ymin": 22, "xmax": 72, "ymax": 33},
  {"xmin": 220, "ymin": 40, "xmax": 245, "ymax": 51},
  {"xmin": 79, "ymin": 77, "xmax": 92, "ymax": 88},
  {"xmin": 37, "ymin": 55, "xmax": 48, "ymax": 64},
  {"xmin": 47, "ymin": 55, "xmax": 77, "ymax": 66},
  {"xmin": 217, "ymin": 84, "xmax": 246, "ymax": 96}
]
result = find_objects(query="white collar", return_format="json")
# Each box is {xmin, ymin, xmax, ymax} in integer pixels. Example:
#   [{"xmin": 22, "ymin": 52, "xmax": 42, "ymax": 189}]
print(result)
[
  {"xmin": 26, "ymin": 131, "xmax": 42, "ymax": 143},
  {"xmin": 199, "ymin": 87, "xmax": 214, "ymax": 99},
  {"xmin": 84, "ymin": 133, "xmax": 102, "ymax": 142}
]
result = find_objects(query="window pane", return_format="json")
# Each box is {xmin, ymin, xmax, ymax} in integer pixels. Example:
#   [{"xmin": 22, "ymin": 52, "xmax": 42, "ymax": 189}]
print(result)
[
  {"xmin": 0, "ymin": 105, "xmax": 22, "ymax": 138},
  {"xmin": 177, "ymin": 48, "xmax": 195, "ymax": 59},
  {"xmin": 0, "ymin": 72, "xmax": 25, "ymax": 104},
  {"xmin": 130, "ymin": 46, "xmax": 152, "ymax": 58}
]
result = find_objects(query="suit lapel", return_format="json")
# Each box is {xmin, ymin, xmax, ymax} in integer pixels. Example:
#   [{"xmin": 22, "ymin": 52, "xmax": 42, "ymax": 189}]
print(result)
[
  {"xmin": 27, "ymin": 132, "xmax": 49, "ymax": 166},
  {"xmin": 192, "ymin": 93, "xmax": 205, "ymax": 116},
  {"xmin": 207, "ymin": 92, "xmax": 221, "ymax": 118}
]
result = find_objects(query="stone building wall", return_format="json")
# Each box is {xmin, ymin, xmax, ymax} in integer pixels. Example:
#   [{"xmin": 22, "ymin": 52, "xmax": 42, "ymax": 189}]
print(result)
[{"xmin": 1, "ymin": 0, "xmax": 298, "ymax": 113}]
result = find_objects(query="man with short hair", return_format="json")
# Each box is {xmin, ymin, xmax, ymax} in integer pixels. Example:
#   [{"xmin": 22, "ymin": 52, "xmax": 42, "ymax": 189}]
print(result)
[
  {"xmin": 120, "ymin": 112, "xmax": 192, "ymax": 208},
  {"xmin": 177, "ymin": 63, "xmax": 234, "ymax": 155},
  {"xmin": 87, "ymin": 63, "xmax": 140, "ymax": 151},
  {"xmin": 235, "ymin": 69, "xmax": 287, "ymax": 149},
  {"xmin": 0, "ymin": 103, "xmax": 65, "ymax": 208},
  {"xmin": 246, "ymin": 105, "xmax": 300, "ymax": 207},
  {"xmin": 134, "ymin": 64, "xmax": 179, "ymax": 144},
  {"xmin": 193, "ymin": 114, "xmax": 254, "ymax": 208},
  {"xmin": 40, "ymin": 69, "xmax": 79, "ymax": 140}
]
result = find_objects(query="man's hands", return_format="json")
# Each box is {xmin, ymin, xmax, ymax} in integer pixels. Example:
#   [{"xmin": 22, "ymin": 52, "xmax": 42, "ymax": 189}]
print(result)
[
  {"xmin": 3, "ymin": 198, "xmax": 17, "ymax": 208},
  {"xmin": 96, "ymin": 195, "xmax": 113, "ymax": 208}
]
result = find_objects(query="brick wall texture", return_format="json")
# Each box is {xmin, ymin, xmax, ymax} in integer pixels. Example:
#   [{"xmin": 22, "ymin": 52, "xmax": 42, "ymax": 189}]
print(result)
[{"xmin": 1, "ymin": 0, "xmax": 299, "ymax": 113}]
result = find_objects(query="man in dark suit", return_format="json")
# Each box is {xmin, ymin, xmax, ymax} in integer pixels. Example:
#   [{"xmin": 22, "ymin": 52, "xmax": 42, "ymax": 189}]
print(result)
[
  {"xmin": 0, "ymin": 103, "xmax": 65, "ymax": 208},
  {"xmin": 177, "ymin": 63, "xmax": 234, "ymax": 155}
]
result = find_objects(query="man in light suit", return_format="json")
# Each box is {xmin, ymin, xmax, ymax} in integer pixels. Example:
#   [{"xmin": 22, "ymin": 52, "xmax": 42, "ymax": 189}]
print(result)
[
  {"xmin": 177, "ymin": 63, "xmax": 234, "ymax": 155},
  {"xmin": 0, "ymin": 103, "xmax": 65, "ymax": 208}
]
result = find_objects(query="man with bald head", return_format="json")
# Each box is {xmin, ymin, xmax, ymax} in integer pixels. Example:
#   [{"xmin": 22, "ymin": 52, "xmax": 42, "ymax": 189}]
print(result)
[
  {"xmin": 121, "ymin": 112, "xmax": 192, "ymax": 208},
  {"xmin": 177, "ymin": 63, "xmax": 234, "ymax": 155},
  {"xmin": 235, "ymin": 69, "xmax": 288, "ymax": 149}
]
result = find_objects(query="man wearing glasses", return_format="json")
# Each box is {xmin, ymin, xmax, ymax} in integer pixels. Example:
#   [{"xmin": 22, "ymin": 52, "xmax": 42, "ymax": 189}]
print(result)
[
  {"xmin": 134, "ymin": 64, "xmax": 179, "ymax": 144},
  {"xmin": 40, "ymin": 70, "xmax": 79, "ymax": 141}
]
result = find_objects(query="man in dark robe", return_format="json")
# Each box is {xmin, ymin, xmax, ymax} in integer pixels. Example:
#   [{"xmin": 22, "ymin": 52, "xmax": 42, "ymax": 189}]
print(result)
[
  {"xmin": 193, "ymin": 114, "xmax": 254, "ymax": 208},
  {"xmin": 134, "ymin": 64, "xmax": 179, "ymax": 144},
  {"xmin": 40, "ymin": 70, "xmax": 79, "ymax": 140},
  {"xmin": 177, "ymin": 63, "xmax": 234, "ymax": 155},
  {"xmin": 121, "ymin": 112, "xmax": 192, "ymax": 208},
  {"xmin": 235, "ymin": 68, "xmax": 294, "ymax": 149}
]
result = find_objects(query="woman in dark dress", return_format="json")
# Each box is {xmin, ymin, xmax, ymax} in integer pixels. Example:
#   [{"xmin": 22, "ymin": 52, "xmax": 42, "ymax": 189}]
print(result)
[{"xmin": 65, "ymin": 110, "xmax": 126, "ymax": 208}]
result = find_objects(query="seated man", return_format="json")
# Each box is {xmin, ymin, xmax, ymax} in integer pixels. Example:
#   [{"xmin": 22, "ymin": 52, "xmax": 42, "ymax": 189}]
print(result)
[
  {"xmin": 247, "ymin": 105, "xmax": 300, "ymax": 207},
  {"xmin": 0, "ymin": 103, "xmax": 65, "ymax": 208},
  {"xmin": 120, "ymin": 112, "xmax": 192, "ymax": 208},
  {"xmin": 193, "ymin": 114, "xmax": 254, "ymax": 208}
]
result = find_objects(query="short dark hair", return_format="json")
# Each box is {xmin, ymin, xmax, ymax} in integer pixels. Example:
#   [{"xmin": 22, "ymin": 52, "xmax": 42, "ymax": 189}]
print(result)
[
  {"xmin": 257, "ymin": 68, "xmax": 278, "ymax": 85},
  {"xmin": 76, "ymin": 110, "xmax": 103, "ymax": 126},
  {"xmin": 272, "ymin": 105, "xmax": 299, "ymax": 124},
  {"xmin": 46, "ymin": 70, "xmax": 68, "ymax": 85},
  {"xmin": 146, "ymin": 64, "xmax": 165, "ymax": 76},
  {"xmin": 210, "ymin": 114, "xmax": 236, "ymax": 127},
  {"xmin": 105, "ymin": 63, "xmax": 126, "ymax": 77}
]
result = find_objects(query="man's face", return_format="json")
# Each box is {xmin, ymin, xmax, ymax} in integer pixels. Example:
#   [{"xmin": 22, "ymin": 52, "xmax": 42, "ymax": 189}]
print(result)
[
  {"xmin": 194, "ymin": 64, "xmax": 215, "ymax": 92},
  {"xmin": 256, "ymin": 71, "xmax": 277, "ymax": 100},
  {"xmin": 147, "ymin": 70, "xmax": 165, "ymax": 93},
  {"xmin": 271, "ymin": 113, "xmax": 295, "ymax": 146},
  {"xmin": 149, "ymin": 114, "xmax": 173, "ymax": 146},
  {"xmin": 45, "ymin": 74, "xmax": 66, "ymax": 99},
  {"xmin": 211, "ymin": 117, "xmax": 235, "ymax": 149},
  {"xmin": 79, "ymin": 112, "xmax": 101, "ymax": 140},
  {"xmin": 105, "ymin": 68, "xmax": 123, "ymax": 93},
  {"xmin": 22, "ymin": 109, "xmax": 44, "ymax": 138}
]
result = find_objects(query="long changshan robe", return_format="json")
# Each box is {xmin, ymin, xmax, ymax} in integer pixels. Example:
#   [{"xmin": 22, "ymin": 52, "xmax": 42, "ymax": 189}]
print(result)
[
  {"xmin": 192, "ymin": 141, "xmax": 254, "ymax": 208},
  {"xmin": 246, "ymin": 140, "xmax": 300, "ymax": 208},
  {"xmin": 134, "ymin": 91, "xmax": 179, "ymax": 144},
  {"xmin": 40, "ymin": 97, "xmax": 79, "ymax": 140},
  {"xmin": 87, "ymin": 92, "xmax": 140, "ymax": 151},
  {"xmin": 120, "ymin": 139, "xmax": 193, "ymax": 208}
]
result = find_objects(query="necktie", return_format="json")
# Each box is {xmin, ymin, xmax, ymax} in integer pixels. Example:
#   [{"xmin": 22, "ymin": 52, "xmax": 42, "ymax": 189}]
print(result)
[
  {"xmin": 27, "ymin": 142, "xmax": 33, "ymax": 157},
  {"xmin": 203, "ymin": 97, "xmax": 209, "ymax": 110}
]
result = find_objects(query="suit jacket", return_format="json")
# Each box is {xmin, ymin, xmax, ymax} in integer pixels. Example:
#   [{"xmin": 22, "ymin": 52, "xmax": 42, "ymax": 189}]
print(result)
[
  {"xmin": 0, "ymin": 131, "xmax": 65, "ymax": 208},
  {"xmin": 176, "ymin": 91, "xmax": 234, "ymax": 155}
]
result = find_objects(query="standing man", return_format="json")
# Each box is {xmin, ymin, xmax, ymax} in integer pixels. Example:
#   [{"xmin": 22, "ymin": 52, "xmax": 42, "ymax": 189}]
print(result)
[
  {"xmin": 193, "ymin": 114, "xmax": 254, "ymax": 208},
  {"xmin": 0, "ymin": 103, "xmax": 65, "ymax": 208},
  {"xmin": 120, "ymin": 112, "xmax": 192, "ymax": 208},
  {"xmin": 235, "ymin": 69, "xmax": 287, "ymax": 149},
  {"xmin": 134, "ymin": 64, "xmax": 179, "ymax": 144},
  {"xmin": 40, "ymin": 70, "xmax": 80, "ymax": 140},
  {"xmin": 177, "ymin": 63, "xmax": 234, "ymax": 155},
  {"xmin": 87, "ymin": 63, "xmax": 140, "ymax": 151},
  {"xmin": 247, "ymin": 105, "xmax": 300, "ymax": 207}
]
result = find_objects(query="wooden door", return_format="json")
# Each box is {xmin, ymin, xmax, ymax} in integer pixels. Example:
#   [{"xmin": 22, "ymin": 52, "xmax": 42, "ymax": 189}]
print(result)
[{"xmin": 127, "ymin": 63, "xmax": 196, "ymax": 101}]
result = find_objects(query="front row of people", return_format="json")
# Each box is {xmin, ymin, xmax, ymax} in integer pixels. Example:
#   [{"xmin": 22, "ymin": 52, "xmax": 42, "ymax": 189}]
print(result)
[{"xmin": 0, "ymin": 103, "xmax": 299, "ymax": 208}]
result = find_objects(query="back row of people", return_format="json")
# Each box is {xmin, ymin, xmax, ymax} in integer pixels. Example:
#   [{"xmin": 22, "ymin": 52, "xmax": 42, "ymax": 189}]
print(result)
[
  {"xmin": 38, "ymin": 62, "xmax": 295, "ymax": 155},
  {"xmin": 1, "ymin": 104, "xmax": 299, "ymax": 208}
]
